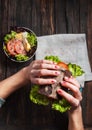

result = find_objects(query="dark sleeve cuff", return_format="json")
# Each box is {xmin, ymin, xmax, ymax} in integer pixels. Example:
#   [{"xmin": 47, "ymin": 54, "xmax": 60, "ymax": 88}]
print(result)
[{"xmin": 0, "ymin": 98, "xmax": 5, "ymax": 108}]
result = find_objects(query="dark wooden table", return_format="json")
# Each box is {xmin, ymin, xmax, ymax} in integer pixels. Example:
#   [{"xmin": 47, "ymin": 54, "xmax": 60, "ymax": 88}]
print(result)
[{"xmin": 0, "ymin": 0, "xmax": 92, "ymax": 130}]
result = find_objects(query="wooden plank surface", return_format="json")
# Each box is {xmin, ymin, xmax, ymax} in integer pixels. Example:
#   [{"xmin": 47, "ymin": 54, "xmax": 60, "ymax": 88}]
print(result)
[
  {"xmin": 0, "ymin": 0, "xmax": 92, "ymax": 130},
  {"xmin": 85, "ymin": 0, "xmax": 92, "ymax": 126}
]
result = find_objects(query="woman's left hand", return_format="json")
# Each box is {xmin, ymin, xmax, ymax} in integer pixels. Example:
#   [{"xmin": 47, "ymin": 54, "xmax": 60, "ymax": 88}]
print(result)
[{"xmin": 57, "ymin": 76, "xmax": 82, "ymax": 108}]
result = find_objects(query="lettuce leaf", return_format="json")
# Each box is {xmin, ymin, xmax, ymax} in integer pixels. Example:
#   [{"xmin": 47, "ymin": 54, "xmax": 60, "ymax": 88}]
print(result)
[
  {"xmin": 68, "ymin": 63, "xmax": 85, "ymax": 77},
  {"xmin": 45, "ymin": 55, "xmax": 61, "ymax": 63},
  {"xmin": 30, "ymin": 85, "xmax": 49, "ymax": 105},
  {"xmin": 15, "ymin": 54, "xmax": 29, "ymax": 61},
  {"xmin": 4, "ymin": 31, "xmax": 17, "ymax": 43},
  {"xmin": 27, "ymin": 33, "xmax": 37, "ymax": 47},
  {"xmin": 52, "ymin": 99, "xmax": 71, "ymax": 113}
]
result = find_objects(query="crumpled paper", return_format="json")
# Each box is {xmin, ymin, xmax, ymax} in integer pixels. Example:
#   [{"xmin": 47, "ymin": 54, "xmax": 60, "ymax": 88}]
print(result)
[{"xmin": 36, "ymin": 34, "xmax": 92, "ymax": 87}]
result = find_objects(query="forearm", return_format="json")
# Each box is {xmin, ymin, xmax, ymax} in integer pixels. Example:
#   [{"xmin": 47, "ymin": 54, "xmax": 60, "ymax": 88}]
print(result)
[
  {"xmin": 68, "ymin": 106, "xmax": 84, "ymax": 130},
  {"xmin": 0, "ymin": 68, "xmax": 28, "ymax": 99}
]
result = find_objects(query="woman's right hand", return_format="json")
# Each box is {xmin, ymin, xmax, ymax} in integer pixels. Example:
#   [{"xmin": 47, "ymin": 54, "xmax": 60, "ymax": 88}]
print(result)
[{"xmin": 23, "ymin": 60, "xmax": 60, "ymax": 85}]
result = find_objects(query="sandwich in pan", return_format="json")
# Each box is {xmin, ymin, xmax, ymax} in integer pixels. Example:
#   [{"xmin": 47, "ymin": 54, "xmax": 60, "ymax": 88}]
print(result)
[{"xmin": 30, "ymin": 55, "xmax": 84, "ymax": 113}]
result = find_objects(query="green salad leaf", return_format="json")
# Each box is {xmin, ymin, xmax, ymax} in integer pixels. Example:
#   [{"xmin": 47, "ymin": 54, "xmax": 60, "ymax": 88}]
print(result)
[
  {"xmin": 15, "ymin": 54, "xmax": 29, "ymax": 61},
  {"xmin": 29, "ymin": 55, "xmax": 85, "ymax": 113},
  {"xmin": 27, "ymin": 33, "xmax": 37, "ymax": 47},
  {"xmin": 30, "ymin": 85, "xmax": 49, "ymax": 105},
  {"xmin": 45, "ymin": 55, "xmax": 61, "ymax": 63},
  {"xmin": 52, "ymin": 99, "xmax": 71, "ymax": 113},
  {"xmin": 4, "ymin": 31, "xmax": 17, "ymax": 43},
  {"xmin": 68, "ymin": 63, "xmax": 85, "ymax": 77}
]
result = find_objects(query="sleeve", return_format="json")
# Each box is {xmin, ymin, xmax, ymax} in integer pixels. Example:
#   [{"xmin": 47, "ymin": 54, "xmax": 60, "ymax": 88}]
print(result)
[{"xmin": 0, "ymin": 97, "xmax": 5, "ymax": 108}]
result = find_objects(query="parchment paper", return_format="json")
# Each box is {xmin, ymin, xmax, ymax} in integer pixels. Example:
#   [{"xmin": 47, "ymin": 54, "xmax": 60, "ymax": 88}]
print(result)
[{"xmin": 36, "ymin": 34, "xmax": 92, "ymax": 87}]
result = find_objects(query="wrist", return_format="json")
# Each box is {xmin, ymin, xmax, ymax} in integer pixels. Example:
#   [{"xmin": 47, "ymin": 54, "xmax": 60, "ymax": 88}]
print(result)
[
  {"xmin": 0, "ymin": 68, "xmax": 30, "ymax": 100},
  {"xmin": 21, "ymin": 67, "xmax": 30, "ymax": 84},
  {"xmin": 68, "ymin": 105, "xmax": 82, "ymax": 115},
  {"xmin": 68, "ymin": 105, "xmax": 84, "ymax": 130},
  {"xmin": 68, "ymin": 105, "xmax": 83, "ymax": 120}
]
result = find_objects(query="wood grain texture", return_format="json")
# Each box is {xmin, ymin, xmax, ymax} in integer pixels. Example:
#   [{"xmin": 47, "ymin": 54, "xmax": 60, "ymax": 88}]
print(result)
[
  {"xmin": 0, "ymin": 0, "xmax": 92, "ymax": 129},
  {"xmin": 84, "ymin": 0, "xmax": 92, "ymax": 127}
]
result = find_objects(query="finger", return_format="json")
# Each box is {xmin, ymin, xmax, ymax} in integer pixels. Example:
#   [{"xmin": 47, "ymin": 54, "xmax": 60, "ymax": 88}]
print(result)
[
  {"xmin": 61, "ymin": 81, "xmax": 82, "ymax": 99},
  {"xmin": 30, "ymin": 77, "xmax": 57, "ymax": 85},
  {"xmin": 57, "ymin": 89, "xmax": 81, "ymax": 107},
  {"xmin": 30, "ymin": 69, "xmax": 60, "ymax": 77},
  {"xmin": 33, "ymin": 60, "xmax": 56, "ymax": 67},
  {"xmin": 31, "ymin": 60, "xmax": 60, "ymax": 69},
  {"xmin": 32, "ymin": 63, "xmax": 60, "ymax": 70},
  {"xmin": 64, "ymin": 76, "xmax": 80, "ymax": 88},
  {"xmin": 34, "ymin": 60, "xmax": 54, "ymax": 64}
]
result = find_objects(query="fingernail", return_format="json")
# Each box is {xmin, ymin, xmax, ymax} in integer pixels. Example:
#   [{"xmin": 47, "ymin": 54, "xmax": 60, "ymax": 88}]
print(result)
[
  {"xmin": 61, "ymin": 80, "xmax": 66, "ymax": 84},
  {"xmin": 57, "ymin": 89, "xmax": 62, "ymax": 94},
  {"xmin": 55, "ymin": 71, "xmax": 60, "ymax": 75},
  {"xmin": 55, "ymin": 65, "xmax": 59, "ymax": 69},
  {"xmin": 71, "ymin": 76, "xmax": 73, "ymax": 79},
  {"xmin": 51, "ymin": 80, "xmax": 56, "ymax": 84},
  {"xmin": 64, "ymin": 76, "xmax": 69, "ymax": 80}
]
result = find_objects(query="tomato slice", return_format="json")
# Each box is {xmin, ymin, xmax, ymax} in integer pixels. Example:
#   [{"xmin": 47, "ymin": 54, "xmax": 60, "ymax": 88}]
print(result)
[
  {"xmin": 7, "ymin": 40, "xmax": 17, "ymax": 56},
  {"xmin": 57, "ymin": 61, "xmax": 69, "ymax": 70},
  {"xmin": 14, "ymin": 40, "xmax": 26, "ymax": 54},
  {"xmin": 15, "ymin": 40, "xmax": 27, "ymax": 55}
]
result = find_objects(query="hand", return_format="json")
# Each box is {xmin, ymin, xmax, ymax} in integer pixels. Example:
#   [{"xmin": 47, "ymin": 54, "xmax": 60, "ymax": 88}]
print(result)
[
  {"xmin": 24, "ymin": 60, "xmax": 60, "ymax": 85},
  {"xmin": 57, "ymin": 76, "xmax": 82, "ymax": 109},
  {"xmin": 57, "ymin": 76, "xmax": 84, "ymax": 130}
]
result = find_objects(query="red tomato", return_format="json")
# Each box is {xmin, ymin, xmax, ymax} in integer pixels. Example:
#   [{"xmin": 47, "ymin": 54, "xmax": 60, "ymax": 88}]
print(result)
[
  {"xmin": 57, "ymin": 61, "xmax": 69, "ymax": 70},
  {"xmin": 14, "ymin": 40, "xmax": 26, "ymax": 55},
  {"xmin": 7, "ymin": 40, "xmax": 17, "ymax": 56},
  {"xmin": 7, "ymin": 39, "xmax": 26, "ymax": 56}
]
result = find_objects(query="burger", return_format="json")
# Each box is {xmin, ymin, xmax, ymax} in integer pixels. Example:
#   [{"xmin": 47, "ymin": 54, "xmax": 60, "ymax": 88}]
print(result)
[{"xmin": 30, "ymin": 55, "xmax": 84, "ymax": 113}]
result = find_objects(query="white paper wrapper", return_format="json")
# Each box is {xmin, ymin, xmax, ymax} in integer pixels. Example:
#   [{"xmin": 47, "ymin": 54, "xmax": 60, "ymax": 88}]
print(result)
[{"xmin": 36, "ymin": 34, "xmax": 92, "ymax": 87}]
